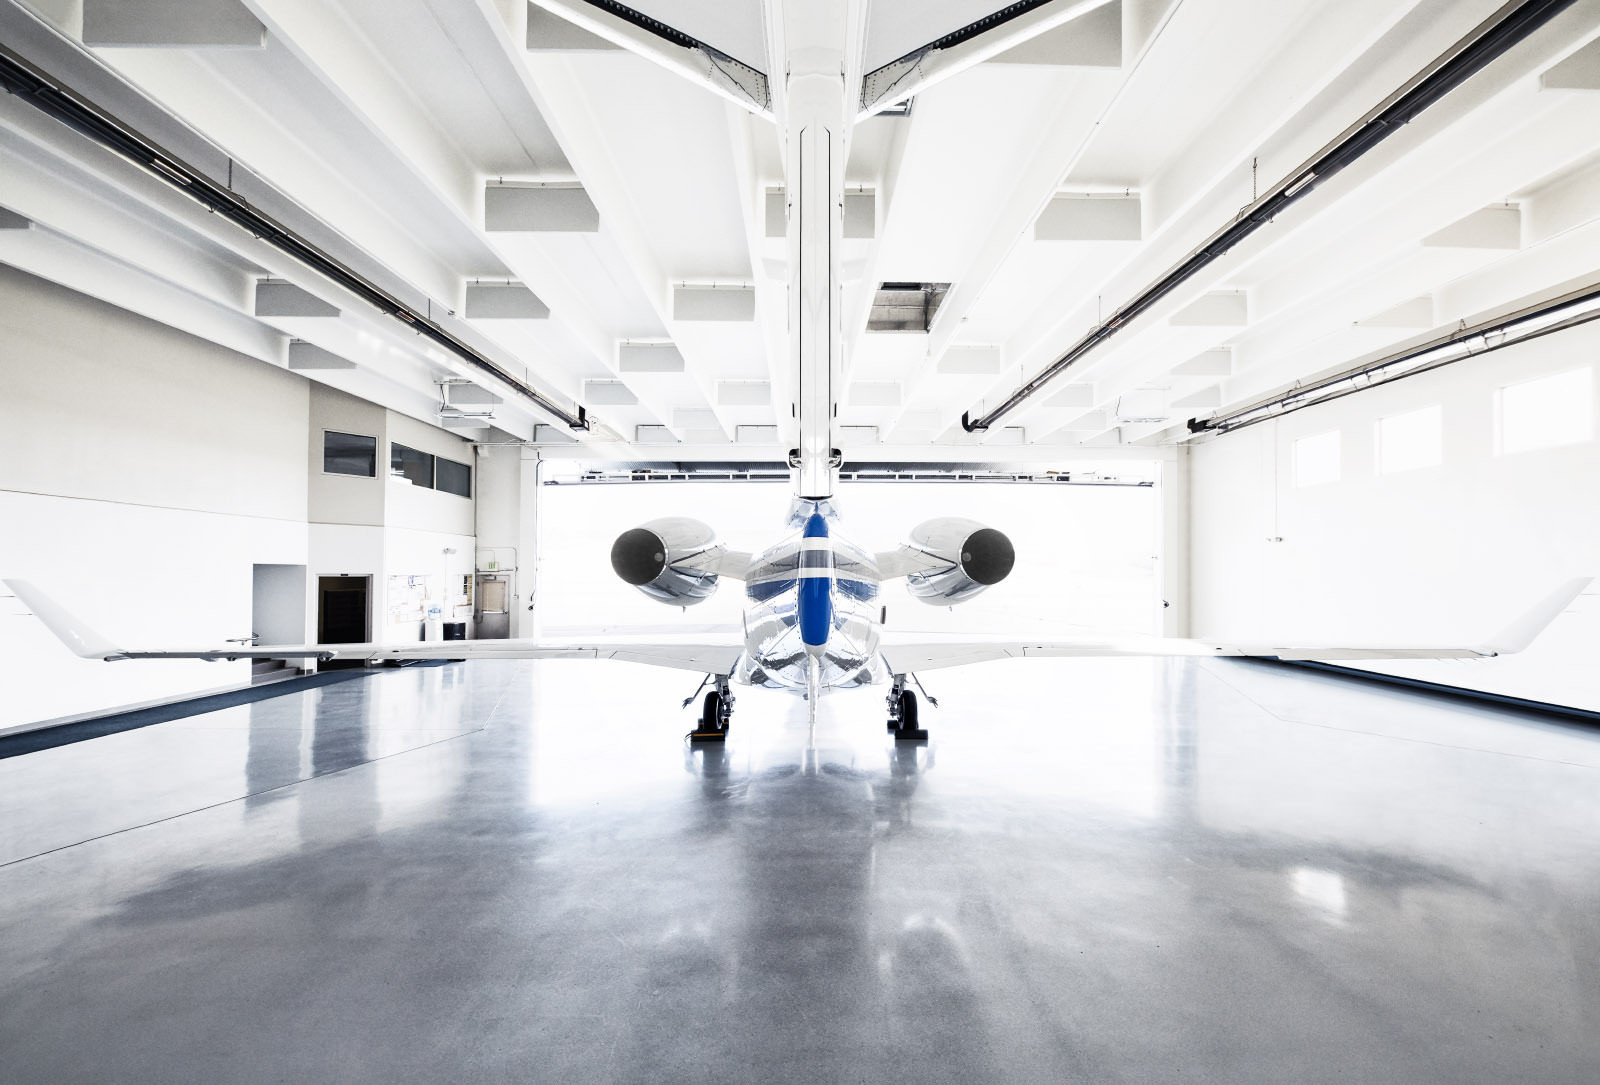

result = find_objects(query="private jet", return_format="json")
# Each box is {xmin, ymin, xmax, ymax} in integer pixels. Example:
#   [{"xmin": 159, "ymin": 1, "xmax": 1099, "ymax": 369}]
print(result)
[{"xmin": 4, "ymin": 514, "xmax": 1585, "ymax": 744}]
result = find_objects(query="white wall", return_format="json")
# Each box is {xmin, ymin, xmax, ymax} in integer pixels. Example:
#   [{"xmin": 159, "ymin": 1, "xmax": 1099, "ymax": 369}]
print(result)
[
  {"xmin": 0, "ymin": 267, "xmax": 310, "ymax": 728},
  {"xmin": 377, "ymin": 411, "xmax": 476, "ymax": 639},
  {"xmin": 384, "ymin": 410, "xmax": 475, "ymax": 537},
  {"xmin": 471, "ymin": 444, "xmax": 526, "ymax": 635},
  {"xmin": 304, "ymin": 387, "xmax": 480, "ymax": 646},
  {"xmin": 1191, "ymin": 319, "xmax": 1600, "ymax": 711},
  {"xmin": 309, "ymin": 385, "xmax": 386, "ymax": 528}
]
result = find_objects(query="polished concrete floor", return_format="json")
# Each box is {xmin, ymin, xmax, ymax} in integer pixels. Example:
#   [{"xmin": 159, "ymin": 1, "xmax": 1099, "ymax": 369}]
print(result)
[{"xmin": 2, "ymin": 656, "xmax": 1599, "ymax": 1083}]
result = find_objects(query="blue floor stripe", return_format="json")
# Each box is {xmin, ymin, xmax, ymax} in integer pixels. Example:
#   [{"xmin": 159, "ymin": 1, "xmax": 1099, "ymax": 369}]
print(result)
[
  {"xmin": 1251, "ymin": 658, "xmax": 1600, "ymax": 726},
  {"xmin": 0, "ymin": 662, "xmax": 454, "ymax": 761}
]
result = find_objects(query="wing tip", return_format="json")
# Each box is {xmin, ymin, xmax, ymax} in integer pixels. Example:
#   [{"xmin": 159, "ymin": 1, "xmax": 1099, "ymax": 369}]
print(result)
[
  {"xmin": 4, "ymin": 578, "xmax": 121, "ymax": 660},
  {"xmin": 1483, "ymin": 576, "xmax": 1592, "ymax": 656}
]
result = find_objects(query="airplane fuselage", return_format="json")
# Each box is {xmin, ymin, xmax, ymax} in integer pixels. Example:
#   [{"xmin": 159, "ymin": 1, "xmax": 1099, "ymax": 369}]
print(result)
[{"xmin": 737, "ymin": 499, "xmax": 887, "ymax": 693}]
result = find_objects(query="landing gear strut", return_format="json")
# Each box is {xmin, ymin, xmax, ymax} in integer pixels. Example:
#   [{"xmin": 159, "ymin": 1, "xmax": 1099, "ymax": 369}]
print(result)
[
  {"xmin": 886, "ymin": 675, "xmax": 928, "ymax": 742},
  {"xmin": 689, "ymin": 675, "xmax": 734, "ymax": 744}
]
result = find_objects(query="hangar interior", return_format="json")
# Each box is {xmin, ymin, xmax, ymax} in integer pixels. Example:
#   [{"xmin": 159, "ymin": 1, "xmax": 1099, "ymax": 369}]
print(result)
[{"xmin": 3, "ymin": 0, "xmax": 1600, "ymax": 1080}]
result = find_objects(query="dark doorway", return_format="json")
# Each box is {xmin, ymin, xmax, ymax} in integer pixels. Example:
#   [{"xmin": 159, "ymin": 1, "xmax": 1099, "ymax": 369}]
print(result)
[{"xmin": 317, "ymin": 577, "xmax": 370, "ymax": 670}]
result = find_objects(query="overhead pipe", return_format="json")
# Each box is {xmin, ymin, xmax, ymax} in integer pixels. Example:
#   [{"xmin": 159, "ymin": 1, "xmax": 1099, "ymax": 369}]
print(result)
[
  {"xmin": 961, "ymin": 0, "xmax": 1579, "ymax": 434},
  {"xmin": 0, "ymin": 43, "xmax": 591, "ymax": 432},
  {"xmin": 1186, "ymin": 280, "xmax": 1600, "ymax": 435}
]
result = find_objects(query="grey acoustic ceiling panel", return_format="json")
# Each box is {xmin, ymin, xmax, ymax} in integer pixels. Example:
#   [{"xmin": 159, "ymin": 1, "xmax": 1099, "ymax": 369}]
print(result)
[
  {"xmin": 526, "ymin": 5, "xmax": 621, "ymax": 51},
  {"xmin": 583, "ymin": 380, "xmax": 638, "ymax": 405},
  {"xmin": 1034, "ymin": 195, "xmax": 1141, "ymax": 241},
  {"xmin": 937, "ymin": 346, "xmax": 1002, "ymax": 374},
  {"xmin": 717, "ymin": 380, "xmax": 771, "ymax": 406},
  {"xmin": 82, "ymin": 0, "xmax": 266, "ymax": 47},
  {"xmin": 464, "ymin": 282, "xmax": 550, "ymax": 319},
  {"xmin": 843, "ymin": 192, "xmax": 875, "ymax": 239},
  {"xmin": 256, "ymin": 281, "xmax": 339, "ymax": 318},
  {"xmin": 533, "ymin": 424, "xmax": 579, "ymax": 444},
  {"xmin": 673, "ymin": 285, "xmax": 756, "ymax": 322},
  {"xmin": 764, "ymin": 190, "xmax": 786, "ymax": 238},
  {"xmin": 485, "ymin": 183, "xmax": 600, "ymax": 232},
  {"xmin": 447, "ymin": 383, "xmax": 501, "ymax": 406},
  {"xmin": 618, "ymin": 342, "xmax": 685, "ymax": 372},
  {"xmin": 287, "ymin": 341, "xmax": 355, "ymax": 370},
  {"xmin": 635, "ymin": 425, "xmax": 681, "ymax": 444}
]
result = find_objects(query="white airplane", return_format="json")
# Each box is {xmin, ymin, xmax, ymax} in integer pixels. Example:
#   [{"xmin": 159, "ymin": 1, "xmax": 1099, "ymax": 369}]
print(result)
[
  {"xmin": 3, "ymin": 1, "xmax": 1588, "ymax": 743},
  {"xmin": 3, "ymin": 549, "xmax": 1586, "ymax": 744}
]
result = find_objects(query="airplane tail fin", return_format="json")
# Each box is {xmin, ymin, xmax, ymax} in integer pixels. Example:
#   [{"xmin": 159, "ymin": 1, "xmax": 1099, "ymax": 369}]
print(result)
[
  {"xmin": 1480, "ymin": 577, "xmax": 1591, "ymax": 655},
  {"xmin": 3, "ymin": 579, "xmax": 122, "ymax": 660}
]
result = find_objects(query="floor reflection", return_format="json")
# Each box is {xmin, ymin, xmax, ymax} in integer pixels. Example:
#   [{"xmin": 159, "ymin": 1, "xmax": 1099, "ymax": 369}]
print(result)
[
  {"xmin": 1, "ymin": 657, "xmax": 1598, "ymax": 1082},
  {"xmin": 608, "ymin": 711, "xmax": 996, "ymax": 1084}
]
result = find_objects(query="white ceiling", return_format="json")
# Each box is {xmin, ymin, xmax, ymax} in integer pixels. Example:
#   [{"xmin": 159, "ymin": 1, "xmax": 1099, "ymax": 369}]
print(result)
[{"xmin": 2, "ymin": 0, "xmax": 1599, "ymax": 457}]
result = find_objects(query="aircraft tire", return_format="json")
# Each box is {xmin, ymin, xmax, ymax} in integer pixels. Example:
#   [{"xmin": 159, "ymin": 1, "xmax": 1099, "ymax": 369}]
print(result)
[{"xmin": 894, "ymin": 690, "xmax": 927, "ymax": 742}]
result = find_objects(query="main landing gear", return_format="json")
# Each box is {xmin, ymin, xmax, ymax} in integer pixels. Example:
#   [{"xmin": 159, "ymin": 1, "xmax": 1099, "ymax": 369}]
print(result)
[
  {"xmin": 886, "ymin": 675, "xmax": 928, "ymax": 742},
  {"xmin": 687, "ymin": 675, "xmax": 734, "ymax": 744}
]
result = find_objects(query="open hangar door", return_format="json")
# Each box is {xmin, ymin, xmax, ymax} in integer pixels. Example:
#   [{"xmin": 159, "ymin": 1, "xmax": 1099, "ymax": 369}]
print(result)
[{"xmin": 531, "ymin": 459, "xmax": 1168, "ymax": 638}]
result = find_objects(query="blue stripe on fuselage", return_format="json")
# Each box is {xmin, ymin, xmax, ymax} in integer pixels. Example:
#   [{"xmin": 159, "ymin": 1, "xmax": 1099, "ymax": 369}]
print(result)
[{"xmin": 798, "ymin": 513, "xmax": 831, "ymax": 647}]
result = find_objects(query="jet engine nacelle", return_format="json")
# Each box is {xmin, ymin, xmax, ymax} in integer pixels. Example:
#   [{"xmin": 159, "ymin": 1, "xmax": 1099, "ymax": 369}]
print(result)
[
  {"xmin": 903, "ymin": 517, "xmax": 1015, "ymax": 605},
  {"xmin": 610, "ymin": 517, "xmax": 723, "ymax": 606}
]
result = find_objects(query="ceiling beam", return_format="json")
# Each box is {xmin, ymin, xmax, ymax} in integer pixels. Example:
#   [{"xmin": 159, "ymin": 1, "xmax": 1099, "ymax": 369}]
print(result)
[{"xmin": 527, "ymin": 0, "xmax": 771, "ymax": 115}]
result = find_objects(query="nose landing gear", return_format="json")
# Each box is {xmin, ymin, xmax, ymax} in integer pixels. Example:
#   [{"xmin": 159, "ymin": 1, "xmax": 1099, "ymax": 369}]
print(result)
[{"xmin": 886, "ymin": 675, "xmax": 928, "ymax": 742}]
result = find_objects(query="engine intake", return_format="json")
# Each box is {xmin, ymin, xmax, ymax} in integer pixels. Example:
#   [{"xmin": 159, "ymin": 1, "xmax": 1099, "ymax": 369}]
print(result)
[
  {"xmin": 903, "ymin": 517, "xmax": 1015, "ymax": 604},
  {"xmin": 610, "ymin": 517, "xmax": 723, "ymax": 606}
]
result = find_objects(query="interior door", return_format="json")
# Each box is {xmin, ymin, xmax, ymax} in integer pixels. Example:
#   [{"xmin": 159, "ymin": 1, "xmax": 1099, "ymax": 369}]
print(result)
[{"xmin": 317, "ymin": 575, "xmax": 370, "ymax": 644}]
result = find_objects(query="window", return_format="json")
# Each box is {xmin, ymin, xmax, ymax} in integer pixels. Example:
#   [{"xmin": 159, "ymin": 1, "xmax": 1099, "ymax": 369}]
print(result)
[
  {"xmin": 323, "ymin": 431, "xmax": 376, "ymax": 477},
  {"xmin": 437, "ymin": 456, "xmax": 472, "ymax": 499},
  {"xmin": 1496, "ymin": 368, "xmax": 1593, "ymax": 454},
  {"xmin": 1377, "ymin": 405, "xmax": 1442, "ymax": 474},
  {"xmin": 1293, "ymin": 430, "xmax": 1341, "ymax": 487},
  {"xmin": 390, "ymin": 443, "xmax": 434, "ymax": 488}
]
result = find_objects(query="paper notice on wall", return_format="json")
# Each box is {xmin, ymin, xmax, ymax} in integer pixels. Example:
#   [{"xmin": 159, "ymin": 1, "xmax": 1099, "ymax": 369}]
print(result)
[{"xmin": 388, "ymin": 574, "xmax": 427, "ymax": 624}]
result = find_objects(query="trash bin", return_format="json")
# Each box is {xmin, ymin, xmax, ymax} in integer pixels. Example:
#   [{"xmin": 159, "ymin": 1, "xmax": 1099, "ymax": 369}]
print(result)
[{"xmin": 442, "ymin": 622, "xmax": 467, "ymax": 641}]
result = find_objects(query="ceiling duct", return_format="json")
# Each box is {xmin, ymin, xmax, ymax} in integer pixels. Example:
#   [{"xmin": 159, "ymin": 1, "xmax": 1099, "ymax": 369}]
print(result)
[
  {"xmin": 961, "ymin": 0, "xmax": 1581, "ymax": 434},
  {"xmin": 868, "ymin": 282, "xmax": 951, "ymax": 332}
]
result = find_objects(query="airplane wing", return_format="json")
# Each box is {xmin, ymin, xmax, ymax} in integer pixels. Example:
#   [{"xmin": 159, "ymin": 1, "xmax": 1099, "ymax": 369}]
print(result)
[
  {"xmin": 4, "ymin": 579, "xmax": 745, "ymax": 675},
  {"xmin": 672, "ymin": 549, "xmax": 753, "ymax": 580},
  {"xmin": 880, "ymin": 578, "xmax": 1589, "ymax": 674},
  {"xmin": 874, "ymin": 546, "xmax": 951, "ymax": 581}
]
